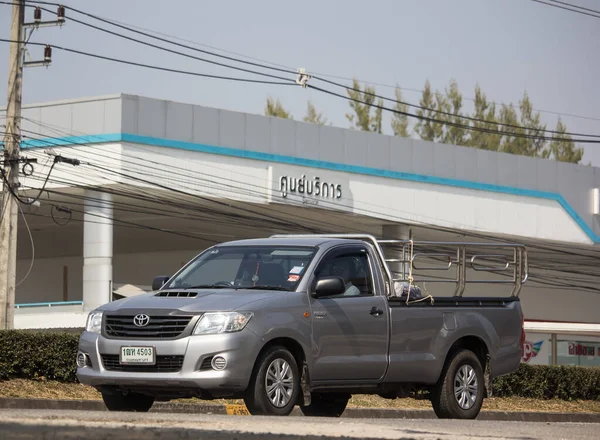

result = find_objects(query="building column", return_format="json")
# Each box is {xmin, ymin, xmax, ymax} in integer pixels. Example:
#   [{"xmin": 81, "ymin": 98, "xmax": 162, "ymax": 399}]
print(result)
[
  {"xmin": 382, "ymin": 224, "xmax": 411, "ymax": 241},
  {"xmin": 83, "ymin": 190, "xmax": 113, "ymax": 312},
  {"xmin": 382, "ymin": 224, "xmax": 411, "ymax": 287},
  {"xmin": 551, "ymin": 333, "xmax": 558, "ymax": 365}
]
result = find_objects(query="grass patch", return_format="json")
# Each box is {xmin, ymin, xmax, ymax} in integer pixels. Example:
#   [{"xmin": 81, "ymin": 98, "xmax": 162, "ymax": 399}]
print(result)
[{"xmin": 1, "ymin": 379, "xmax": 600, "ymax": 413}]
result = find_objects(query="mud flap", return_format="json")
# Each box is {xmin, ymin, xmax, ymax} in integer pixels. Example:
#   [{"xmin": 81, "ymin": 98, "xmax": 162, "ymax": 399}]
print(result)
[
  {"xmin": 300, "ymin": 362, "xmax": 311, "ymax": 406},
  {"xmin": 484, "ymin": 354, "xmax": 492, "ymax": 398}
]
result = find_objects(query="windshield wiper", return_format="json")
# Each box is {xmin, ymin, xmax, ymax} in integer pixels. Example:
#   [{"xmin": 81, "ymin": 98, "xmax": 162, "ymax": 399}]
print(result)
[
  {"xmin": 244, "ymin": 285, "xmax": 291, "ymax": 291},
  {"xmin": 183, "ymin": 284, "xmax": 232, "ymax": 289}
]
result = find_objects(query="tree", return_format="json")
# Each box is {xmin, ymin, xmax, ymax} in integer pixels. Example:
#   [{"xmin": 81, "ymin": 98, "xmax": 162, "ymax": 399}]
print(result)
[
  {"xmin": 303, "ymin": 101, "xmax": 328, "ymax": 125},
  {"xmin": 519, "ymin": 92, "xmax": 547, "ymax": 157},
  {"xmin": 541, "ymin": 118, "xmax": 583, "ymax": 163},
  {"xmin": 265, "ymin": 97, "xmax": 292, "ymax": 119},
  {"xmin": 467, "ymin": 85, "xmax": 501, "ymax": 151},
  {"xmin": 500, "ymin": 92, "xmax": 546, "ymax": 157},
  {"xmin": 441, "ymin": 79, "xmax": 467, "ymax": 146},
  {"xmin": 345, "ymin": 78, "xmax": 383, "ymax": 133},
  {"xmin": 414, "ymin": 80, "xmax": 444, "ymax": 142},
  {"xmin": 391, "ymin": 87, "xmax": 410, "ymax": 137}
]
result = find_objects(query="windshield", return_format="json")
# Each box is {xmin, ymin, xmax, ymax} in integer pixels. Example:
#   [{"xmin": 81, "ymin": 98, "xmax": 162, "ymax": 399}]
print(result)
[{"xmin": 164, "ymin": 245, "xmax": 317, "ymax": 291}]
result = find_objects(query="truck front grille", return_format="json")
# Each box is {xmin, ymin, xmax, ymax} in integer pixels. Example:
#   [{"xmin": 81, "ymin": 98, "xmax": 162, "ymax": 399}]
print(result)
[
  {"xmin": 104, "ymin": 315, "xmax": 193, "ymax": 339},
  {"xmin": 101, "ymin": 354, "xmax": 184, "ymax": 373}
]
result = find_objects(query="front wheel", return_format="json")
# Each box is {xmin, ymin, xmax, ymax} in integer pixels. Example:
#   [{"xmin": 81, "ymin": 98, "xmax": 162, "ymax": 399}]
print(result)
[
  {"xmin": 431, "ymin": 349, "xmax": 484, "ymax": 419},
  {"xmin": 101, "ymin": 390, "xmax": 155, "ymax": 412},
  {"xmin": 300, "ymin": 393, "xmax": 350, "ymax": 417},
  {"xmin": 244, "ymin": 346, "xmax": 300, "ymax": 416}
]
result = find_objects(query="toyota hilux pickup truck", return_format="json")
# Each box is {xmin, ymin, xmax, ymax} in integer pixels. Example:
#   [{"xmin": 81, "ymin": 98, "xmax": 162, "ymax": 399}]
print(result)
[{"xmin": 76, "ymin": 234, "xmax": 527, "ymax": 419}]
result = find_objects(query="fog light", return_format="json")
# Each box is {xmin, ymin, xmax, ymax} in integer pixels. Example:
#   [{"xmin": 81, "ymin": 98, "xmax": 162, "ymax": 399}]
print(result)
[
  {"xmin": 211, "ymin": 356, "xmax": 227, "ymax": 370},
  {"xmin": 76, "ymin": 352, "xmax": 87, "ymax": 368}
]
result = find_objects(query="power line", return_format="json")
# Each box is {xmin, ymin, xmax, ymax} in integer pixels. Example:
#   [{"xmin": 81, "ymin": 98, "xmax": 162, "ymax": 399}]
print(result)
[
  {"xmin": 2, "ymin": 16, "xmax": 597, "ymax": 144},
  {"xmin": 16, "ymin": 129, "xmax": 600, "ymax": 293},
  {"xmin": 7, "ymin": 1, "xmax": 600, "ymax": 133},
  {"xmin": 2, "ymin": 2, "xmax": 297, "ymax": 84},
  {"xmin": 19, "ymin": 0, "xmax": 296, "ymax": 75},
  {"xmin": 15, "ymin": 202, "xmax": 34, "ymax": 287},
  {"xmin": 1, "ymin": 36, "xmax": 595, "ymax": 145},
  {"xmin": 0, "ymin": 39, "xmax": 297, "ymax": 86},
  {"xmin": 17, "ymin": 135, "xmax": 331, "ymax": 233},
  {"xmin": 16, "ymin": 120, "xmax": 600, "ymax": 260},
  {"xmin": 14, "ymin": 120, "xmax": 600, "ymax": 269},
  {"xmin": 17, "ymin": 127, "xmax": 527, "ymax": 237},
  {"xmin": 16, "ymin": 0, "xmax": 600, "ymax": 125},
  {"xmin": 306, "ymin": 84, "xmax": 600, "ymax": 144},
  {"xmin": 15, "ymin": 131, "xmax": 594, "ymax": 287},
  {"xmin": 548, "ymin": 0, "xmax": 600, "ymax": 15},
  {"xmin": 27, "ymin": 2, "xmax": 600, "ymax": 139},
  {"xmin": 529, "ymin": 0, "xmax": 600, "ymax": 19},
  {"xmin": 312, "ymin": 76, "xmax": 600, "ymax": 139},
  {"xmin": 8, "ymin": 2, "xmax": 600, "ymax": 134}
]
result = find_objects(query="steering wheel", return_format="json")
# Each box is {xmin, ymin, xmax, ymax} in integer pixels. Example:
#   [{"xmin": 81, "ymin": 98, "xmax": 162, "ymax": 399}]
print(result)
[{"xmin": 213, "ymin": 281, "xmax": 234, "ymax": 287}]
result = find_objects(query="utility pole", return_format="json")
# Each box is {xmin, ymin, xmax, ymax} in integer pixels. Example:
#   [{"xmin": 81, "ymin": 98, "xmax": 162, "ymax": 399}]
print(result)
[
  {"xmin": 0, "ymin": 2, "xmax": 64, "ymax": 329},
  {"xmin": 0, "ymin": 0, "xmax": 25, "ymax": 330}
]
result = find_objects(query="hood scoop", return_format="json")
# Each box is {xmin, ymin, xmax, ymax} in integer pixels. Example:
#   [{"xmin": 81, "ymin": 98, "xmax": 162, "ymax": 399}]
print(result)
[{"xmin": 155, "ymin": 291, "xmax": 198, "ymax": 298}]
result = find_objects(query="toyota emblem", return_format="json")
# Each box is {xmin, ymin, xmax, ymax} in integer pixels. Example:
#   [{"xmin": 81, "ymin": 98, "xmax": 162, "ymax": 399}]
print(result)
[{"xmin": 133, "ymin": 314, "xmax": 150, "ymax": 327}]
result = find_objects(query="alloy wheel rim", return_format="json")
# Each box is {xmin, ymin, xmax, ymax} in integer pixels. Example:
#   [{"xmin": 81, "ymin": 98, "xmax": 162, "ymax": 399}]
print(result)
[
  {"xmin": 453, "ymin": 364, "xmax": 478, "ymax": 410},
  {"xmin": 265, "ymin": 358, "xmax": 294, "ymax": 408}
]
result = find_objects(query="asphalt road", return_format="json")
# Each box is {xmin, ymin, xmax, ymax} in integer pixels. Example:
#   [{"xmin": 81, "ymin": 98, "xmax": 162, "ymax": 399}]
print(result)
[{"xmin": 0, "ymin": 409, "xmax": 598, "ymax": 440}]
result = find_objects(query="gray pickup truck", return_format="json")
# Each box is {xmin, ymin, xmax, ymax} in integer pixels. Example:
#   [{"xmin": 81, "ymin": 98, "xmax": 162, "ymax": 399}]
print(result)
[{"xmin": 76, "ymin": 234, "xmax": 527, "ymax": 419}]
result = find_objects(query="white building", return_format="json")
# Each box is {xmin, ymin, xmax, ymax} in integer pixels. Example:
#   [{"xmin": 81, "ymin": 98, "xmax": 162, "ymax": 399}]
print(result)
[{"xmin": 4, "ymin": 93, "xmax": 600, "ymax": 367}]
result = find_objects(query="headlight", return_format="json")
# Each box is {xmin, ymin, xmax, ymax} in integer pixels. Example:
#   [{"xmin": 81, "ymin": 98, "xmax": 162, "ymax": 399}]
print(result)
[
  {"xmin": 85, "ymin": 311, "xmax": 103, "ymax": 333},
  {"xmin": 193, "ymin": 312, "xmax": 253, "ymax": 335}
]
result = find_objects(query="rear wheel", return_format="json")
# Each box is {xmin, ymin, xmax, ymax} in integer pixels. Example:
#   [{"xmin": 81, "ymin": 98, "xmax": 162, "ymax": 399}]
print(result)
[
  {"xmin": 431, "ymin": 349, "xmax": 484, "ymax": 419},
  {"xmin": 300, "ymin": 393, "xmax": 350, "ymax": 417},
  {"xmin": 101, "ymin": 390, "xmax": 155, "ymax": 412},
  {"xmin": 244, "ymin": 346, "xmax": 300, "ymax": 416}
]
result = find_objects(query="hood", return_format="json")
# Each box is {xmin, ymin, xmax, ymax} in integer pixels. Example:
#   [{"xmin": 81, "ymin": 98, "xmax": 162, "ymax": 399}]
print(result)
[{"xmin": 97, "ymin": 289, "xmax": 280, "ymax": 314}]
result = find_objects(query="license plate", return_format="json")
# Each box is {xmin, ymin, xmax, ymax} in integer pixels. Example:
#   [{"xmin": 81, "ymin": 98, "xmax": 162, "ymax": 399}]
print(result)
[{"xmin": 120, "ymin": 346, "xmax": 155, "ymax": 365}]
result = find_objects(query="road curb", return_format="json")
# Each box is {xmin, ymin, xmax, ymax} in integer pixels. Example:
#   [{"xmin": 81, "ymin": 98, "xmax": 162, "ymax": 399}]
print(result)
[{"xmin": 1, "ymin": 397, "xmax": 599, "ymax": 423}]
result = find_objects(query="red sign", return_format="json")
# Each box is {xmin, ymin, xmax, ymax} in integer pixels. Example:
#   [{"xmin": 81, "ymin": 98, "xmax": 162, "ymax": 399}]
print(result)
[{"xmin": 568, "ymin": 342, "xmax": 595, "ymax": 356}]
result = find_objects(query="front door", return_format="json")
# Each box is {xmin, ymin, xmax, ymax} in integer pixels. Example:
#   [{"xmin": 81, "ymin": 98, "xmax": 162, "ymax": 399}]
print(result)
[{"xmin": 309, "ymin": 245, "xmax": 389, "ymax": 382}]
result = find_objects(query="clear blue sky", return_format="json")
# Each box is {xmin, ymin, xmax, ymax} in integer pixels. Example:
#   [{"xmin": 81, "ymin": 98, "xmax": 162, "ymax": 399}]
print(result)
[{"xmin": 1, "ymin": 0, "xmax": 599, "ymax": 164}]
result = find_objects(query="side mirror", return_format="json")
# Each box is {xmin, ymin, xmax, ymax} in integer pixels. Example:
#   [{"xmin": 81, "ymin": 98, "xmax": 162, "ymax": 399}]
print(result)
[
  {"xmin": 152, "ymin": 276, "xmax": 170, "ymax": 291},
  {"xmin": 313, "ymin": 277, "xmax": 346, "ymax": 298}
]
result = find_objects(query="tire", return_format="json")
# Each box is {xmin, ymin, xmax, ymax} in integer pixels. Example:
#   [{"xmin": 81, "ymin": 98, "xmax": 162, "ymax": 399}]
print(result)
[
  {"xmin": 244, "ymin": 346, "xmax": 300, "ymax": 416},
  {"xmin": 300, "ymin": 393, "xmax": 350, "ymax": 417},
  {"xmin": 431, "ymin": 349, "xmax": 484, "ymax": 419},
  {"xmin": 101, "ymin": 390, "xmax": 155, "ymax": 412}
]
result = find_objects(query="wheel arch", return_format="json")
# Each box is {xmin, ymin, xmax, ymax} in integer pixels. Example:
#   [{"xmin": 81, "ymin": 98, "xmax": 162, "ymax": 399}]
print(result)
[
  {"xmin": 244, "ymin": 336, "xmax": 309, "ymax": 413},
  {"xmin": 443, "ymin": 335, "xmax": 492, "ymax": 397},
  {"xmin": 254, "ymin": 336, "xmax": 307, "ymax": 370}
]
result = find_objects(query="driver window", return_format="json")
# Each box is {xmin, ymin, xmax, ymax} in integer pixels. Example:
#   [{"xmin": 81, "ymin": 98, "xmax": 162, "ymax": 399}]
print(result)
[{"xmin": 315, "ymin": 249, "xmax": 373, "ymax": 297}]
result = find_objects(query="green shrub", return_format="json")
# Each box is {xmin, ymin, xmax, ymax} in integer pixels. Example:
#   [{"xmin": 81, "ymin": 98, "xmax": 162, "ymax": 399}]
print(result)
[
  {"xmin": 494, "ymin": 364, "xmax": 600, "ymax": 401},
  {"xmin": 0, "ymin": 330, "xmax": 80, "ymax": 382}
]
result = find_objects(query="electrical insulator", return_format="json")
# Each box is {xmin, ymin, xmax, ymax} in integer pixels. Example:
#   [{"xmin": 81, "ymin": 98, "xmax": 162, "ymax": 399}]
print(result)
[
  {"xmin": 34, "ymin": 6, "xmax": 42, "ymax": 23},
  {"xmin": 57, "ymin": 5, "xmax": 66, "ymax": 22},
  {"xmin": 44, "ymin": 45, "xmax": 52, "ymax": 63}
]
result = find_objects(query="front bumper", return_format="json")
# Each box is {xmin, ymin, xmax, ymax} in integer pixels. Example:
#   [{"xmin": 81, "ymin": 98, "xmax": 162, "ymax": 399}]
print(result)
[{"xmin": 76, "ymin": 329, "xmax": 261, "ymax": 397}]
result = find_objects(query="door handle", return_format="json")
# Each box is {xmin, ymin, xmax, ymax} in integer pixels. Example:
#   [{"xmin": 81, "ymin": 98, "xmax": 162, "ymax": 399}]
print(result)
[{"xmin": 370, "ymin": 306, "xmax": 384, "ymax": 316}]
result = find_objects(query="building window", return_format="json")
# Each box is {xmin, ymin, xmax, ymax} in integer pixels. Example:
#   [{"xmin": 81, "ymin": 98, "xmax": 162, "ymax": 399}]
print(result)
[{"xmin": 555, "ymin": 340, "xmax": 600, "ymax": 367}]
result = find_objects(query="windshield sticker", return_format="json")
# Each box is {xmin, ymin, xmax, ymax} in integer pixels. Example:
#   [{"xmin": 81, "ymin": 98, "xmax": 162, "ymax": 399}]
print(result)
[
  {"xmin": 290, "ymin": 266, "xmax": 304, "ymax": 275},
  {"xmin": 288, "ymin": 275, "xmax": 300, "ymax": 282}
]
